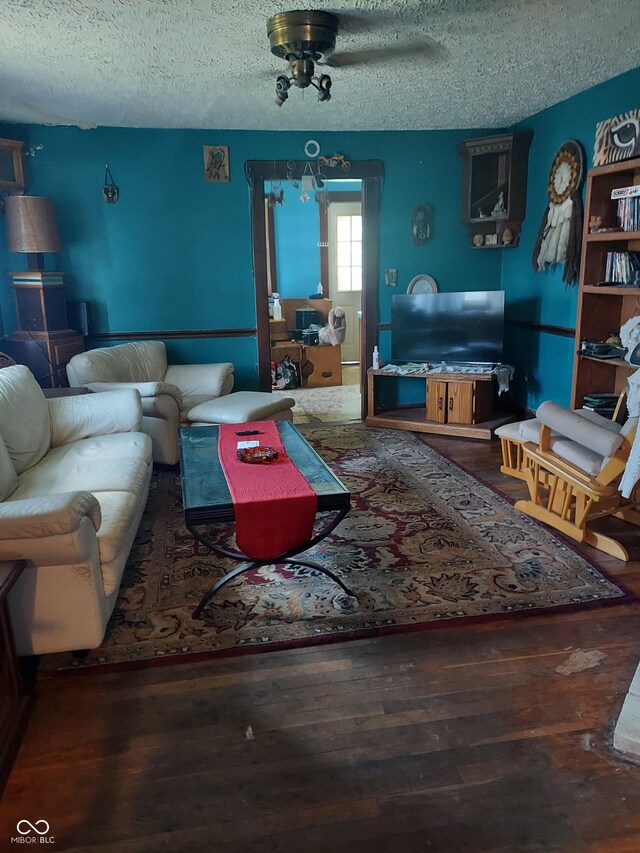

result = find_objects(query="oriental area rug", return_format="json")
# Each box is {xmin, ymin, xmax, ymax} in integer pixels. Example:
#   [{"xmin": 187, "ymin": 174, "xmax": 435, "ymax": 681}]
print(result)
[{"xmin": 42, "ymin": 425, "xmax": 630, "ymax": 672}]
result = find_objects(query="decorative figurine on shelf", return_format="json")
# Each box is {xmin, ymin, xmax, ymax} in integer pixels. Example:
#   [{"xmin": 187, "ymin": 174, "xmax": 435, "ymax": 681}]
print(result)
[
  {"xmin": 491, "ymin": 192, "xmax": 506, "ymax": 217},
  {"xmin": 485, "ymin": 234, "xmax": 498, "ymax": 246},
  {"xmin": 589, "ymin": 214, "xmax": 604, "ymax": 233},
  {"xmin": 472, "ymin": 234, "xmax": 484, "ymax": 247},
  {"xmin": 501, "ymin": 227, "xmax": 514, "ymax": 245}
]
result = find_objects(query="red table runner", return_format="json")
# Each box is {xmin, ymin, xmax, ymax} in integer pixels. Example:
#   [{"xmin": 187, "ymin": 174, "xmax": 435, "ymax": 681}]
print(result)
[{"xmin": 217, "ymin": 421, "xmax": 318, "ymax": 560}]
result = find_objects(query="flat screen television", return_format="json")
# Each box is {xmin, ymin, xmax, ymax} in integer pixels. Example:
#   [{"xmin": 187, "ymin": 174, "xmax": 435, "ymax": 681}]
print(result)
[{"xmin": 391, "ymin": 290, "xmax": 504, "ymax": 364}]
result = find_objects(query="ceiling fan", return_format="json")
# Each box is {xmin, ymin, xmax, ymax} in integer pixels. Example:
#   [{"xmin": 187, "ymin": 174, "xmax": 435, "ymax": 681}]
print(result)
[{"xmin": 267, "ymin": 10, "xmax": 439, "ymax": 106}]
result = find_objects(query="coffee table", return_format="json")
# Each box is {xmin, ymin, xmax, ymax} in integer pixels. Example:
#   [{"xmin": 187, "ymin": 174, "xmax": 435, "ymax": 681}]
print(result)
[{"xmin": 179, "ymin": 422, "xmax": 352, "ymax": 617}]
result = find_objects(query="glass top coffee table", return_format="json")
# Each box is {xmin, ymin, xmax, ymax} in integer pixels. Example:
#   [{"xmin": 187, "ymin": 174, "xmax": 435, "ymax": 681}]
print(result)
[{"xmin": 179, "ymin": 421, "xmax": 352, "ymax": 617}]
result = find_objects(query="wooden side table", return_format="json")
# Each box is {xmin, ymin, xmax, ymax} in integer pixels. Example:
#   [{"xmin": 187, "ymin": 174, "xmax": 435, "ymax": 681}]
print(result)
[{"xmin": 0, "ymin": 561, "xmax": 34, "ymax": 796}]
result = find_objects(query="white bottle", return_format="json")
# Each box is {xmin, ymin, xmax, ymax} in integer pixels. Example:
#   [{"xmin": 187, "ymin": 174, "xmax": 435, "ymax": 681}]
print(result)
[
  {"xmin": 272, "ymin": 293, "xmax": 282, "ymax": 321},
  {"xmin": 372, "ymin": 346, "xmax": 380, "ymax": 370},
  {"xmin": 317, "ymin": 283, "xmax": 323, "ymax": 295}
]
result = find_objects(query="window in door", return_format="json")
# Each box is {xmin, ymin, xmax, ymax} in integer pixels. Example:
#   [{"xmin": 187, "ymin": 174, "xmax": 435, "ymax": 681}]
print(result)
[
  {"xmin": 335, "ymin": 213, "xmax": 362, "ymax": 292},
  {"xmin": 328, "ymin": 200, "xmax": 362, "ymax": 364}
]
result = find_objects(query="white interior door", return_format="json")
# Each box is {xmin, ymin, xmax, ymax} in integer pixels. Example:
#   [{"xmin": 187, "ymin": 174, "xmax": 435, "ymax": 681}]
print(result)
[{"xmin": 328, "ymin": 201, "xmax": 362, "ymax": 363}]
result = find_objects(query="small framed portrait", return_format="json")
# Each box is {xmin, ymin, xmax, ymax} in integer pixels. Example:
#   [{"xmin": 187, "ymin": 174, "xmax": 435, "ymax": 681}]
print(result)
[{"xmin": 203, "ymin": 145, "xmax": 230, "ymax": 183}]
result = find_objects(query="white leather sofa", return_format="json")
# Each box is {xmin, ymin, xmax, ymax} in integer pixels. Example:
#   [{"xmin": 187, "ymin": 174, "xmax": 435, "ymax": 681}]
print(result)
[
  {"xmin": 0, "ymin": 365, "xmax": 152, "ymax": 656},
  {"xmin": 67, "ymin": 341, "xmax": 234, "ymax": 465}
]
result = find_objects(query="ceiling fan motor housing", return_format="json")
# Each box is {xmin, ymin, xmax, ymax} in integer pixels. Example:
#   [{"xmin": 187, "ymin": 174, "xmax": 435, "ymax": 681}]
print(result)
[{"xmin": 267, "ymin": 10, "xmax": 338, "ymax": 62}]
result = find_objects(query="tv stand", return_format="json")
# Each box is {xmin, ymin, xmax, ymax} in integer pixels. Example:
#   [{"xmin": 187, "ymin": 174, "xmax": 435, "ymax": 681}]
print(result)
[{"xmin": 366, "ymin": 367, "xmax": 513, "ymax": 440}]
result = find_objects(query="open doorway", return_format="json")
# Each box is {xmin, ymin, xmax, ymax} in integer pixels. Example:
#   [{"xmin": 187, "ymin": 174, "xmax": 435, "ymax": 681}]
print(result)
[{"xmin": 247, "ymin": 159, "xmax": 383, "ymax": 421}]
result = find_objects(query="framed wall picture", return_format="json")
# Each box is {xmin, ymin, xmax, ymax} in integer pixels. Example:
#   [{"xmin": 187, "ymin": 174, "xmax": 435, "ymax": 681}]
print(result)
[
  {"xmin": 593, "ymin": 109, "xmax": 640, "ymax": 166},
  {"xmin": 203, "ymin": 145, "xmax": 230, "ymax": 183},
  {"xmin": 0, "ymin": 138, "xmax": 25, "ymax": 191}
]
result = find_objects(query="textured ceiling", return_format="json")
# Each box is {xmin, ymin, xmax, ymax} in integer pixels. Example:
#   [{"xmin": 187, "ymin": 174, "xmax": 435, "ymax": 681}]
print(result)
[{"xmin": 0, "ymin": 0, "xmax": 638, "ymax": 131}]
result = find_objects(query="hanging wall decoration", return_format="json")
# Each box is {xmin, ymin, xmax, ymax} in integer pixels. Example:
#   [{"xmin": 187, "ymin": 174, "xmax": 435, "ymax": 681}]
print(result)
[
  {"xmin": 203, "ymin": 145, "xmax": 230, "ymax": 182},
  {"xmin": 532, "ymin": 140, "xmax": 585, "ymax": 286},
  {"xmin": 102, "ymin": 163, "xmax": 119, "ymax": 204},
  {"xmin": 593, "ymin": 109, "xmax": 640, "ymax": 167}
]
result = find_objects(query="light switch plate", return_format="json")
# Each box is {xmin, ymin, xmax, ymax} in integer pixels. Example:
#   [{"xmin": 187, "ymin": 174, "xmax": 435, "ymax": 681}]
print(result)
[{"xmin": 385, "ymin": 268, "xmax": 398, "ymax": 287}]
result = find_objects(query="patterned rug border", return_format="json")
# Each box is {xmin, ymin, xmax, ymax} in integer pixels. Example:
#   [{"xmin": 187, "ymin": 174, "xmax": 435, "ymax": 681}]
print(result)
[
  {"xmin": 40, "ymin": 592, "xmax": 636, "ymax": 679},
  {"xmin": 415, "ymin": 432, "xmax": 640, "ymax": 601}
]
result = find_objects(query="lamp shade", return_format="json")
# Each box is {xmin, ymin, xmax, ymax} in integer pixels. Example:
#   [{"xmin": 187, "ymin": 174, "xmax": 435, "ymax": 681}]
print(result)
[{"xmin": 5, "ymin": 196, "xmax": 61, "ymax": 253}]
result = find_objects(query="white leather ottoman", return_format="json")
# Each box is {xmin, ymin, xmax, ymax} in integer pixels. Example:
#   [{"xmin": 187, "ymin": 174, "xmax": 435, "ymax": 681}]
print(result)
[{"xmin": 186, "ymin": 391, "xmax": 295, "ymax": 426}]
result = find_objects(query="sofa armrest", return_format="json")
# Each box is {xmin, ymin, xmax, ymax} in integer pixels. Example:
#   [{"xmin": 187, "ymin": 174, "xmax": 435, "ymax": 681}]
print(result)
[
  {"xmin": 164, "ymin": 363, "xmax": 234, "ymax": 400},
  {"xmin": 536, "ymin": 401, "xmax": 624, "ymax": 459},
  {"xmin": 48, "ymin": 389, "xmax": 143, "ymax": 447},
  {"xmin": 84, "ymin": 380, "xmax": 182, "ymax": 404},
  {"xmin": 0, "ymin": 491, "xmax": 101, "ymax": 540}
]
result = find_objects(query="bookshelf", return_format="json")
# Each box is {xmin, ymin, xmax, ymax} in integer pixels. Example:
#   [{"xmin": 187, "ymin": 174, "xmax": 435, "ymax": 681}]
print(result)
[{"xmin": 571, "ymin": 156, "xmax": 640, "ymax": 408}]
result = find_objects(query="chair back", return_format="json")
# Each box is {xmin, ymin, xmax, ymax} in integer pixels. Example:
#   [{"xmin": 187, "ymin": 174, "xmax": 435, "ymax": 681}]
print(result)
[{"xmin": 67, "ymin": 341, "xmax": 167, "ymax": 386}]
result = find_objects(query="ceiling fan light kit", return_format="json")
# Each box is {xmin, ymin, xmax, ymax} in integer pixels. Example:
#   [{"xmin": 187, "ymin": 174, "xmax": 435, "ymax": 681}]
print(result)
[{"xmin": 267, "ymin": 10, "xmax": 338, "ymax": 106}]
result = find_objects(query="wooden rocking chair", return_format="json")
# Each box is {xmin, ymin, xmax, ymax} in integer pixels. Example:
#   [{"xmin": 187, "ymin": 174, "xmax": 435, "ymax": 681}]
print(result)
[{"xmin": 514, "ymin": 400, "xmax": 640, "ymax": 561}]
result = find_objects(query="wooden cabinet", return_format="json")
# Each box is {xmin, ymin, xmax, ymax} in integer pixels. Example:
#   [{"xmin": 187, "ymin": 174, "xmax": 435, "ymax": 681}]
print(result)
[
  {"xmin": 367, "ymin": 369, "xmax": 510, "ymax": 440},
  {"xmin": 302, "ymin": 344, "xmax": 342, "ymax": 387},
  {"xmin": 458, "ymin": 132, "xmax": 532, "ymax": 248},
  {"xmin": 426, "ymin": 379, "xmax": 448, "ymax": 422},
  {"xmin": 3, "ymin": 271, "xmax": 85, "ymax": 388},
  {"xmin": 571, "ymin": 155, "xmax": 640, "ymax": 408},
  {"xmin": 448, "ymin": 381, "xmax": 475, "ymax": 423},
  {"xmin": 427, "ymin": 377, "xmax": 492, "ymax": 425},
  {"xmin": 0, "ymin": 561, "xmax": 34, "ymax": 796},
  {"xmin": 3, "ymin": 331, "xmax": 85, "ymax": 388}
]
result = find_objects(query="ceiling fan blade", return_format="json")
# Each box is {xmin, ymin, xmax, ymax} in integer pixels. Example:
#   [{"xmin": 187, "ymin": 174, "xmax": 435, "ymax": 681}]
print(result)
[{"xmin": 322, "ymin": 41, "xmax": 447, "ymax": 68}]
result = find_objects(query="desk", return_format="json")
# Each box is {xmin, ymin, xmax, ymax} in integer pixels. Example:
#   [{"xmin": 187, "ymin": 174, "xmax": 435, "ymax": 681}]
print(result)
[{"xmin": 271, "ymin": 341, "xmax": 342, "ymax": 388}]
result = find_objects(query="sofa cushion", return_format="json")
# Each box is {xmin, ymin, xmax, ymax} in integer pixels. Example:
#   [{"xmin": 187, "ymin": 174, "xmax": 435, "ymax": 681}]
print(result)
[
  {"xmin": 537, "ymin": 401, "xmax": 623, "ymax": 459},
  {"xmin": 0, "ymin": 437, "xmax": 18, "ymax": 502},
  {"xmin": 0, "ymin": 365, "xmax": 51, "ymax": 474},
  {"xmin": 11, "ymin": 433, "xmax": 152, "ymax": 501},
  {"xmin": 546, "ymin": 437, "xmax": 604, "ymax": 477},
  {"xmin": 67, "ymin": 341, "xmax": 167, "ymax": 385}
]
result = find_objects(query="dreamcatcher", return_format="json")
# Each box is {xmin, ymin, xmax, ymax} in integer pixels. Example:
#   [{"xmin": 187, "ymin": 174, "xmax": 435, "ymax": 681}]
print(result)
[{"xmin": 532, "ymin": 140, "xmax": 585, "ymax": 286}]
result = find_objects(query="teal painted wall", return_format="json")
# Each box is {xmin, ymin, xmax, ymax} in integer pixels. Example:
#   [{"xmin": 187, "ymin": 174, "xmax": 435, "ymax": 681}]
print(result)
[
  {"xmin": 267, "ymin": 180, "xmax": 322, "ymax": 299},
  {"xmin": 502, "ymin": 65, "xmax": 640, "ymax": 409},
  {"xmin": 268, "ymin": 178, "xmax": 362, "ymax": 299},
  {"xmin": 0, "ymin": 126, "xmax": 503, "ymax": 390}
]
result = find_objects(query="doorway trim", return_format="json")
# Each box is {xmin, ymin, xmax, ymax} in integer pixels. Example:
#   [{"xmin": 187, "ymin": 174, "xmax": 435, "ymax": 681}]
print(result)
[{"xmin": 246, "ymin": 159, "xmax": 383, "ymax": 420}]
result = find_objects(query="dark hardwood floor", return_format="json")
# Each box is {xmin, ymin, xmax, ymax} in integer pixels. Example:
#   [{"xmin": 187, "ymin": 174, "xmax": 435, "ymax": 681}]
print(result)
[{"xmin": 3, "ymin": 433, "xmax": 640, "ymax": 852}]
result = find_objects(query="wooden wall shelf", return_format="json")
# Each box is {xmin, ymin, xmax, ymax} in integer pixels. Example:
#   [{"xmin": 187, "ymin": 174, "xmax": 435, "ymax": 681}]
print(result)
[
  {"xmin": 582, "ymin": 285, "xmax": 640, "ymax": 295},
  {"xmin": 458, "ymin": 131, "xmax": 533, "ymax": 249},
  {"xmin": 587, "ymin": 230, "xmax": 640, "ymax": 242}
]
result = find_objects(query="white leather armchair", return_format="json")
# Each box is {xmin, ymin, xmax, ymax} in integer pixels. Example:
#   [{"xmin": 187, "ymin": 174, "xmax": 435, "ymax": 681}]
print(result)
[{"xmin": 67, "ymin": 341, "xmax": 234, "ymax": 464}]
